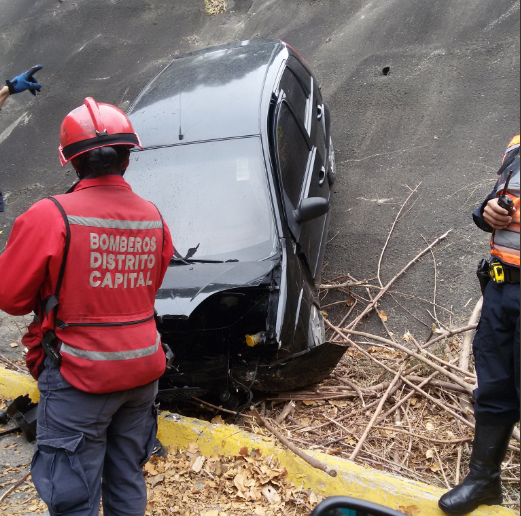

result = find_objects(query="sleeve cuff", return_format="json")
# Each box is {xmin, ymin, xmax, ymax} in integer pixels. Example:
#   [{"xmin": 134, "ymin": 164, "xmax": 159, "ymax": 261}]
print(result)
[{"xmin": 5, "ymin": 80, "xmax": 14, "ymax": 95}]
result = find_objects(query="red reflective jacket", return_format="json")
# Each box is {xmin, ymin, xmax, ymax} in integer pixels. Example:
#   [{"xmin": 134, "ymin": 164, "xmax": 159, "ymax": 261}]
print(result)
[{"xmin": 0, "ymin": 175, "xmax": 174, "ymax": 393}]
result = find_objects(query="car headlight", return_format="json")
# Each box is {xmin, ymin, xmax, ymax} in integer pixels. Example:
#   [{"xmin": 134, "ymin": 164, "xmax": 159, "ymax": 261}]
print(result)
[{"xmin": 309, "ymin": 304, "xmax": 325, "ymax": 347}]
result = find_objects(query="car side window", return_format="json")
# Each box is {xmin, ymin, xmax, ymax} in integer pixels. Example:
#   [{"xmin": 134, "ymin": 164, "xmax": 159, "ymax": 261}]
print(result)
[
  {"xmin": 276, "ymin": 102, "xmax": 311, "ymax": 208},
  {"xmin": 279, "ymin": 68, "xmax": 308, "ymax": 128},
  {"xmin": 287, "ymin": 56, "xmax": 311, "ymax": 94}
]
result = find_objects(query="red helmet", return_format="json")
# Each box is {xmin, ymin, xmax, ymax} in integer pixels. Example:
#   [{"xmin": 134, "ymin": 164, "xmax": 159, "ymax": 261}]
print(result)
[{"xmin": 58, "ymin": 97, "xmax": 142, "ymax": 166}]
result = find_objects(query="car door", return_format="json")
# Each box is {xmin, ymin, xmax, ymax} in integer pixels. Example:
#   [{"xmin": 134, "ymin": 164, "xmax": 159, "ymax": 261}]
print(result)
[{"xmin": 274, "ymin": 58, "xmax": 330, "ymax": 278}]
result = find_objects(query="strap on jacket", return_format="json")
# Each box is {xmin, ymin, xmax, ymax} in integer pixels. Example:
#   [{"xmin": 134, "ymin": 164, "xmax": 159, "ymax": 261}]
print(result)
[{"xmin": 40, "ymin": 197, "xmax": 71, "ymax": 364}]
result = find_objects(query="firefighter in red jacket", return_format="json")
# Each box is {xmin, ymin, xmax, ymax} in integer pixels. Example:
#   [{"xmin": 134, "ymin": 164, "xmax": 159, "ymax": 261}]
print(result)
[{"xmin": 0, "ymin": 97, "xmax": 174, "ymax": 516}]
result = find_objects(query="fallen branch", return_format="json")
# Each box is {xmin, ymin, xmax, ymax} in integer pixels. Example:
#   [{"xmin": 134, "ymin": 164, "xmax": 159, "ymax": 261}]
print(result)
[
  {"xmin": 250, "ymin": 407, "xmax": 338, "ymax": 477},
  {"xmin": 459, "ymin": 298, "xmax": 482, "ymax": 422},
  {"xmin": 275, "ymin": 401, "xmax": 296, "ymax": 424},
  {"xmin": 436, "ymin": 447, "xmax": 451, "ymax": 490},
  {"xmin": 337, "ymin": 377, "xmax": 365, "ymax": 407},
  {"xmin": 269, "ymin": 391, "xmax": 359, "ymax": 401},
  {"xmin": 320, "ymin": 280, "xmax": 376, "ymax": 290},
  {"xmin": 0, "ymin": 354, "xmax": 29, "ymax": 375},
  {"xmin": 347, "ymin": 230, "xmax": 452, "ymax": 330},
  {"xmin": 344, "ymin": 328, "xmax": 475, "ymax": 394},
  {"xmin": 375, "ymin": 371, "xmax": 440, "ymax": 425},
  {"xmin": 407, "ymin": 375, "xmax": 470, "ymax": 394},
  {"xmin": 0, "ymin": 471, "xmax": 31, "ymax": 502},
  {"xmin": 327, "ymin": 321, "xmax": 475, "ymax": 430},
  {"xmin": 323, "ymin": 415, "xmax": 360, "ymax": 440},
  {"xmin": 293, "ymin": 398, "xmax": 383, "ymax": 435},
  {"xmin": 377, "ymin": 182, "xmax": 421, "ymax": 287},
  {"xmin": 460, "ymin": 298, "xmax": 482, "ymax": 372},
  {"xmin": 455, "ymin": 446, "xmax": 462, "ymax": 485},
  {"xmin": 422, "ymin": 324, "xmax": 478, "ymax": 350},
  {"xmin": 374, "ymin": 426, "xmax": 472, "ymax": 444},
  {"xmin": 192, "ymin": 397, "xmax": 253, "ymax": 418},
  {"xmin": 349, "ymin": 365, "xmax": 404, "ymax": 461},
  {"xmin": 336, "ymin": 299, "xmax": 358, "ymax": 330}
]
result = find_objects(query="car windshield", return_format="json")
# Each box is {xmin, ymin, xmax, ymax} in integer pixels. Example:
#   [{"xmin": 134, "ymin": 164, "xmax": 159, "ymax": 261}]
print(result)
[{"xmin": 126, "ymin": 136, "xmax": 278, "ymax": 262}]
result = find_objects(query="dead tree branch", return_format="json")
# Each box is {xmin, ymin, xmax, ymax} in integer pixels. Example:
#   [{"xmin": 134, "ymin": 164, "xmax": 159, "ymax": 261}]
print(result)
[{"xmin": 250, "ymin": 407, "xmax": 338, "ymax": 477}]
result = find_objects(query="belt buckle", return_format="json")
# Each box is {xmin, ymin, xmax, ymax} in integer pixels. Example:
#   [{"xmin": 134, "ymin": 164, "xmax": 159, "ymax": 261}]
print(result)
[{"xmin": 489, "ymin": 262, "xmax": 505, "ymax": 284}]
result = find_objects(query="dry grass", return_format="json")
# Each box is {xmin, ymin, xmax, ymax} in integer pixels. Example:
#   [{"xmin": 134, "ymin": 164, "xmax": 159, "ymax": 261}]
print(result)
[{"xmin": 204, "ymin": 0, "xmax": 226, "ymax": 15}]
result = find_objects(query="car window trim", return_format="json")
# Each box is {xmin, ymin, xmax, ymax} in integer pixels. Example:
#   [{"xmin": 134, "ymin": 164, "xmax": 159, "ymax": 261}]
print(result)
[
  {"xmin": 305, "ymin": 76, "xmax": 314, "ymax": 135},
  {"xmin": 300, "ymin": 147, "xmax": 317, "ymax": 206},
  {"xmin": 131, "ymin": 134, "xmax": 261, "ymax": 152}
]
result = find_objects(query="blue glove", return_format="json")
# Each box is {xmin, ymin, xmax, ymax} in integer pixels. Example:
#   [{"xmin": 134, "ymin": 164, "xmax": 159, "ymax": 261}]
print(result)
[{"xmin": 6, "ymin": 65, "xmax": 43, "ymax": 96}]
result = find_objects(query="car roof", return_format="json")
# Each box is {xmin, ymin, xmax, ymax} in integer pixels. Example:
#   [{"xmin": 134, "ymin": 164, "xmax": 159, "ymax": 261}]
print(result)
[{"xmin": 128, "ymin": 40, "xmax": 285, "ymax": 147}]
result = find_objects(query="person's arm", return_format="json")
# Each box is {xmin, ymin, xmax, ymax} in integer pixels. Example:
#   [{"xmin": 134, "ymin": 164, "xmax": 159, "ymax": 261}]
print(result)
[
  {"xmin": 472, "ymin": 183, "xmax": 498, "ymax": 232},
  {"xmin": 472, "ymin": 181, "xmax": 513, "ymax": 232},
  {"xmin": 0, "ymin": 65, "xmax": 43, "ymax": 111},
  {"xmin": 0, "ymin": 199, "xmax": 66, "ymax": 315},
  {"xmin": 0, "ymin": 85, "xmax": 9, "ymax": 110}
]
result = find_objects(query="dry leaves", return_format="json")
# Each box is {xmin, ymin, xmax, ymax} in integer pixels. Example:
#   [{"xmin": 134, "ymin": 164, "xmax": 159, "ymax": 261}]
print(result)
[
  {"xmin": 398, "ymin": 505, "xmax": 420, "ymax": 516},
  {"xmin": 143, "ymin": 443, "xmax": 320, "ymax": 516}
]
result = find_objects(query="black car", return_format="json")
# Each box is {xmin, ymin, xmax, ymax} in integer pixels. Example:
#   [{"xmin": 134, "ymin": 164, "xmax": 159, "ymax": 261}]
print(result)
[{"xmin": 126, "ymin": 40, "xmax": 345, "ymax": 401}]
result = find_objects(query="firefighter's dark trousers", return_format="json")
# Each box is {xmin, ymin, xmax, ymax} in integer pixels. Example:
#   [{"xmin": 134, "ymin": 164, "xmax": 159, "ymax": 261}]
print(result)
[
  {"xmin": 32, "ymin": 358, "xmax": 158, "ymax": 516},
  {"xmin": 473, "ymin": 280, "xmax": 520, "ymax": 425}
]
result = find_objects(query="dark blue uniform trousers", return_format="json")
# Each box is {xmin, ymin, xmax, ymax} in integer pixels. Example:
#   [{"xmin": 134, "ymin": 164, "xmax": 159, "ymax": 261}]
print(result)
[
  {"xmin": 32, "ymin": 358, "xmax": 158, "ymax": 516},
  {"xmin": 473, "ymin": 280, "xmax": 520, "ymax": 425}
]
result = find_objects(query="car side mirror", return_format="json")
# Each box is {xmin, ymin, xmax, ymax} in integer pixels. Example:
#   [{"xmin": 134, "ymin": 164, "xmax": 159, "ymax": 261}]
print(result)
[
  {"xmin": 294, "ymin": 197, "xmax": 329, "ymax": 223},
  {"xmin": 310, "ymin": 496, "xmax": 408, "ymax": 516}
]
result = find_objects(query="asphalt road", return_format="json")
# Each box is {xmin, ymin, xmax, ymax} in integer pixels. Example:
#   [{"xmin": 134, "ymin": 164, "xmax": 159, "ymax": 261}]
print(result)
[{"xmin": 0, "ymin": 0, "xmax": 519, "ymax": 347}]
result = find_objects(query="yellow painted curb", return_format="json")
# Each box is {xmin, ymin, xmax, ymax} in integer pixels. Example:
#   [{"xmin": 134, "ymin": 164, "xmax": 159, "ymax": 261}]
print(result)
[
  {"xmin": 0, "ymin": 366, "xmax": 39, "ymax": 402},
  {"xmin": 157, "ymin": 412, "xmax": 514, "ymax": 516},
  {"xmin": 0, "ymin": 366, "xmax": 516, "ymax": 516}
]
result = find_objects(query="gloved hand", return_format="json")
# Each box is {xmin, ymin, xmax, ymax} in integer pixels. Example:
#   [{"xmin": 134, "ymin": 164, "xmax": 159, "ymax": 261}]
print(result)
[{"xmin": 6, "ymin": 65, "xmax": 43, "ymax": 96}]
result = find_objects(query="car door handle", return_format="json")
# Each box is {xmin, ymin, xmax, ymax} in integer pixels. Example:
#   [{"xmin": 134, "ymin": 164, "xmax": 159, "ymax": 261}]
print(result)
[
  {"xmin": 317, "ymin": 104, "xmax": 323, "ymax": 120},
  {"xmin": 318, "ymin": 166, "xmax": 326, "ymax": 185}
]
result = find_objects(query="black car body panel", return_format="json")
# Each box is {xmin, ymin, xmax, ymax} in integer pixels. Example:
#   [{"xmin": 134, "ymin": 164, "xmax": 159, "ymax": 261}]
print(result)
[
  {"xmin": 128, "ymin": 40, "xmax": 278, "ymax": 146},
  {"xmin": 126, "ymin": 40, "xmax": 345, "ymax": 395},
  {"xmin": 156, "ymin": 260, "xmax": 277, "ymax": 318}
]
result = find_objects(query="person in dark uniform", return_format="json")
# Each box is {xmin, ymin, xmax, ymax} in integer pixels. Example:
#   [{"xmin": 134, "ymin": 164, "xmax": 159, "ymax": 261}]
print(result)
[{"xmin": 439, "ymin": 135, "xmax": 520, "ymax": 515}]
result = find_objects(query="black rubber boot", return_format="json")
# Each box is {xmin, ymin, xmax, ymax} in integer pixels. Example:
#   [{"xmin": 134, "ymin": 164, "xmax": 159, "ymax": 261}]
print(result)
[{"xmin": 438, "ymin": 424, "xmax": 515, "ymax": 515}]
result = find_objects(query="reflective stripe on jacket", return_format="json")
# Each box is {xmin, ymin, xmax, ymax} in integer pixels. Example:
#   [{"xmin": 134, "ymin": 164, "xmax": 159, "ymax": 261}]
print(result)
[
  {"xmin": 490, "ymin": 135, "xmax": 520, "ymax": 267},
  {"xmin": 0, "ymin": 175, "xmax": 174, "ymax": 392}
]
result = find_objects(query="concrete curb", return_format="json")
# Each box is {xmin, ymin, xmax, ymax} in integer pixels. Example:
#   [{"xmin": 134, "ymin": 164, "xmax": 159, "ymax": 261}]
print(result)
[{"xmin": 0, "ymin": 366, "xmax": 515, "ymax": 515}]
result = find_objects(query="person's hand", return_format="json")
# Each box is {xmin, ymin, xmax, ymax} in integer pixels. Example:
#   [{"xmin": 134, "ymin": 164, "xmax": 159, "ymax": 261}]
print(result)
[
  {"xmin": 483, "ymin": 197, "xmax": 513, "ymax": 229},
  {"xmin": 6, "ymin": 65, "xmax": 43, "ymax": 96}
]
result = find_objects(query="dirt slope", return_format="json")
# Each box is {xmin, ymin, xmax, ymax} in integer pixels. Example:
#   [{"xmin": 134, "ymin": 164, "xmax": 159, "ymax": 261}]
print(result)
[{"xmin": 0, "ymin": 0, "xmax": 519, "ymax": 338}]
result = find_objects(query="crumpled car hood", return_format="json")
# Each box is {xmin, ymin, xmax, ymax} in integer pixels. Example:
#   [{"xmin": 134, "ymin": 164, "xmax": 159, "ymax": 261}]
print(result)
[{"xmin": 155, "ymin": 260, "xmax": 277, "ymax": 318}]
